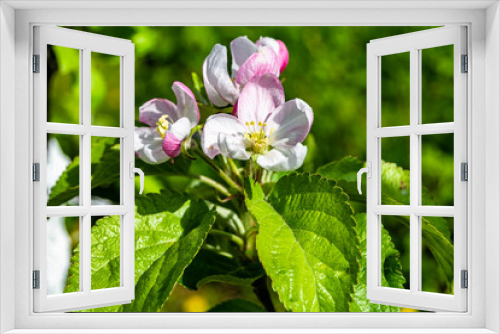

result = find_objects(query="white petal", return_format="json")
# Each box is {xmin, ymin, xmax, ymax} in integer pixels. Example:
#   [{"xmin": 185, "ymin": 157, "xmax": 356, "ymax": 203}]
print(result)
[
  {"xmin": 256, "ymin": 37, "xmax": 280, "ymax": 57},
  {"xmin": 135, "ymin": 127, "xmax": 170, "ymax": 164},
  {"xmin": 169, "ymin": 117, "xmax": 192, "ymax": 142},
  {"xmin": 268, "ymin": 99, "xmax": 314, "ymax": 146},
  {"xmin": 202, "ymin": 44, "xmax": 239, "ymax": 107},
  {"xmin": 230, "ymin": 36, "xmax": 258, "ymax": 78},
  {"xmin": 256, "ymin": 143, "xmax": 307, "ymax": 172},
  {"xmin": 218, "ymin": 132, "xmax": 251, "ymax": 160},
  {"xmin": 202, "ymin": 114, "xmax": 247, "ymax": 159},
  {"xmin": 172, "ymin": 82, "xmax": 199, "ymax": 128}
]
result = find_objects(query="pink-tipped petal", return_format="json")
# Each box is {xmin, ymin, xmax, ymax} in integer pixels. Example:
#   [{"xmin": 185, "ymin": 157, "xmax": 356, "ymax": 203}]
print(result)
[
  {"xmin": 162, "ymin": 117, "xmax": 192, "ymax": 158},
  {"xmin": 172, "ymin": 81, "xmax": 199, "ymax": 127},
  {"xmin": 235, "ymin": 46, "xmax": 280, "ymax": 87},
  {"xmin": 202, "ymin": 114, "xmax": 247, "ymax": 159},
  {"xmin": 203, "ymin": 44, "xmax": 239, "ymax": 107},
  {"xmin": 236, "ymin": 74, "xmax": 285, "ymax": 125},
  {"xmin": 230, "ymin": 36, "xmax": 258, "ymax": 78},
  {"xmin": 139, "ymin": 98, "xmax": 178, "ymax": 127},
  {"xmin": 233, "ymin": 99, "xmax": 239, "ymax": 116},
  {"xmin": 162, "ymin": 132, "xmax": 182, "ymax": 158},
  {"xmin": 256, "ymin": 143, "xmax": 307, "ymax": 172},
  {"xmin": 268, "ymin": 98, "xmax": 313, "ymax": 146},
  {"xmin": 276, "ymin": 40, "xmax": 289, "ymax": 73},
  {"xmin": 135, "ymin": 127, "xmax": 170, "ymax": 164}
]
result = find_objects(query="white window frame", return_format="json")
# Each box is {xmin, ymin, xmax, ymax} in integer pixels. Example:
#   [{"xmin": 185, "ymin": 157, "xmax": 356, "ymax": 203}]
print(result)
[{"xmin": 1, "ymin": 1, "xmax": 499, "ymax": 333}]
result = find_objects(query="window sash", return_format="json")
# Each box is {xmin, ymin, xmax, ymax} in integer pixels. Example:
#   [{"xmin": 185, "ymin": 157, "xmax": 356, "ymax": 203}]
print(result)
[
  {"xmin": 366, "ymin": 26, "xmax": 468, "ymax": 312},
  {"xmin": 32, "ymin": 26, "xmax": 136, "ymax": 313}
]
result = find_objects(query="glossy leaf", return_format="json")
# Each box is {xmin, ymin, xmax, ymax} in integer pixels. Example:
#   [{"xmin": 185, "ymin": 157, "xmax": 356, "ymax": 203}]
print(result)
[
  {"xmin": 318, "ymin": 157, "xmax": 453, "ymax": 284},
  {"xmin": 122, "ymin": 209, "xmax": 216, "ymax": 312},
  {"xmin": 245, "ymin": 173, "xmax": 361, "ymax": 312},
  {"xmin": 65, "ymin": 189, "xmax": 215, "ymax": 312},
  {"xmin": 349, "ymin": 213, "xmax": 403, "ymax": 312}
]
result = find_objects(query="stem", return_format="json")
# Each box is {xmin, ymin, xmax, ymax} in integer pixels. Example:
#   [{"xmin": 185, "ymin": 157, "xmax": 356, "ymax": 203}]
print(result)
[
  {"xmin": 228, "ymin": 158, "xmax": 243, "ymax": 183},
  {"xmin": 194, "ymin": 149, "xmax": 242, "ymax": 193},
  {"xmin": 202, "ymin": 244, "xmax": 234, "ymax": 259},
  {"xmin": 209, "ymin": 229, "xmax": 245, "ymax": 249},
  {"xmin": 186, "ymin": 173, "xmax": 231, "ymax": 197},
  {"xmin": 252, "ymin": 276, "xmax": 275, "ymax": 312}
]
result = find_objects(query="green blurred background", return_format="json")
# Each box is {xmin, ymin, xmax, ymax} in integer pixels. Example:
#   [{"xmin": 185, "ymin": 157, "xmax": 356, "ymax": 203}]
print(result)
[{"xmin": 46, "ymin": 26, "xmax": 456, "ymax": 311}]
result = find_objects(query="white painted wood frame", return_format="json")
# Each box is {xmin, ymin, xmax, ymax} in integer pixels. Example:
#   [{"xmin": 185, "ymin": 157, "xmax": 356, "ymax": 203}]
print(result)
[
  {"xmin": 32, "ymin": 26, "xmax": 135, "ymax": 312},
  {"xmin": 366, "ymin": 26, "xmax": 468, "ymax": 312},
  {"xmin": 1, "ymin": 1, "xmax": 499, "ymax": 333}
]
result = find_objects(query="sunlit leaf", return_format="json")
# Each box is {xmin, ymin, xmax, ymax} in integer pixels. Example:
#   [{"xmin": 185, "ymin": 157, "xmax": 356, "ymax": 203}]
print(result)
[
  {"xmin": 349, "ymin": 213, "xmax": 403, "ymax": 312},
  {"xmin": 245, "ymin": 173, "xmax": 361, "ymax": 312},
  {"xmin": 66, "ymin": 189, "xmax": 215, "ymax": 312},
  {"xmin": 317, "ymin": 157, "xmax": 454, "ymax": 285}
]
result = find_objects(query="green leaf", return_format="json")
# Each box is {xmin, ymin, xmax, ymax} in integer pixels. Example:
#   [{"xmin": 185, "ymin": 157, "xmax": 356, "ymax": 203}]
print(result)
[
  {"xmin": 122, "ymin": 209, "xmax": 216, "ymax": 312},
  {"xmin": 208, "ymin": 299, "xmax": 265, "ymax": 312},
  {"xmin": 65, "ymin": 189, "xmax": 216, "ymax": 312},
  {"xmin": 349, "ymin": 213, "xmax": 403, "ymax": 312},
  {"xmin": 191, "ymin": 72, "xmax": 209, "ymax": 105},
  {"xmin": 245, "ymin": 173, "xmax": 361, "ymax": 312},
  {"xmin": 316, "ymin": 156, "xmax": 366, "ymax": 203},
  {"xmin": 47, "ymin": 157, "xmax": 80, "ymax": 206},
  {"xmin": 317, "ymin": 157, "xmax": 453, "ymax": 284},
  {"xmin": 181, "ymin": 249, "xmax": 264, "ymax": 290}
]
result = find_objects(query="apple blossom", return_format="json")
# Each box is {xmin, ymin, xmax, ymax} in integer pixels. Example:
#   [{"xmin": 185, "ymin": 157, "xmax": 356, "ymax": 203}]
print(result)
[
  {"xmin": 135, "ymin": 82, "xmax": 199, "ymax": 164},
  {"xmin": 202, "ymin": 74, "xmax": 313, "ymax": 172},
  {"xmin": 203, "ymin": 36, "xmax": 289, "ymax": 108}
]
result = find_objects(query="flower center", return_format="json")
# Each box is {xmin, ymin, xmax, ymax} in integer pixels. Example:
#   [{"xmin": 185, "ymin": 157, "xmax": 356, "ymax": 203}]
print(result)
[
  {"xmin": 244, "ymin": 121, "xmax": 274, "ymax": 154},
  {"xmin": 156, "ymin": 114, "xmax": 172, "ymax": 139}
]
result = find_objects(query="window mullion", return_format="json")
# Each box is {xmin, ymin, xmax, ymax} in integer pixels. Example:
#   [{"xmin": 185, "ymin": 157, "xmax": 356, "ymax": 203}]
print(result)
[
  {"xmin": 409, "ymin": 48, "xmax": 421, "ymax": 294},
  {"xmin": 81, "ymin": 47, "xmax": 92, "ymax": 294}
]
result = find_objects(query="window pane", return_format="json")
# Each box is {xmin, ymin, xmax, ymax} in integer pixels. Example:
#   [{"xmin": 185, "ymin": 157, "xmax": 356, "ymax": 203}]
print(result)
[
  {"xmin": 421, "ymin": 217, "xmax": 454, "ymax": 294},
  {"xmin": 91, "ymin": 52, "xmax": 121, "ymax": 127},
  {"xmin": 47, "ymin": 45, "xmax": 80, "ymax": 124},
  {"xmin": 421, "ymin": 134, "xmax": 454, "ymax": 206},
  {"xmin": 91, "ymin": 137, "xmax": 121, "ymax": 205},
  {"xmin": 91, "ymin": 215, "xmax": 121, "ymax": 290},
  {"xmin": 47, "ymin": 134, "xmax": 80, "ymax": 206},
  {"xmin": 421, "ymin": 45, "xmax": 454, "ymax": 124},
  {"xmin": 381, "ymin": 215, "xmax": 410, "ymax": 290},
  {"xmin": 47, "ymin": 216, "xmax": 80, "ymax": 295},
  {"xmin": 381, "ymin": 136, "xmax": 410, "ymax": 205},
  {"xmin": 381, "ymin": 52, "xmax": 410, "ymax": 127}
]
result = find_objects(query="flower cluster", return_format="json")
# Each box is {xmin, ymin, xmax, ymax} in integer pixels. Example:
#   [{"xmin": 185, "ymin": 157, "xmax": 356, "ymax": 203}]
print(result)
[{"xmin": 135, "ymin": 36, "xmax": 313, "ymax": 172}]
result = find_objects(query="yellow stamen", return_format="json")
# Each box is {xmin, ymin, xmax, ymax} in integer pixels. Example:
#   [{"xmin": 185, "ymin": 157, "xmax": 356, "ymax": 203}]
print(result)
[
  {"xmin": 156, "ymin": 114, "xmax": 172, "ymax": 139},
  {"xmin": 243, "ymin": 120, "xmax": 275, "ymax": 154}
]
